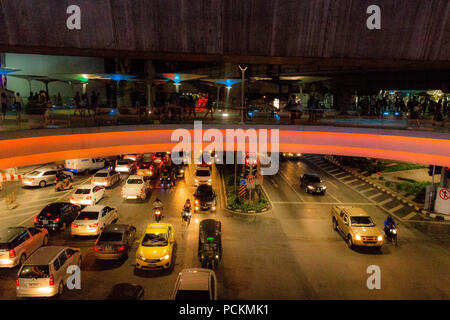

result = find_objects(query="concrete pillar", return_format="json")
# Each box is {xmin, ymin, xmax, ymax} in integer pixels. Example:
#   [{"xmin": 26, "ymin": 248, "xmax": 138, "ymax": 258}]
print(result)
[{"xmin": 144, "ymin": 60, "xmax": 155, "ymax": 107}]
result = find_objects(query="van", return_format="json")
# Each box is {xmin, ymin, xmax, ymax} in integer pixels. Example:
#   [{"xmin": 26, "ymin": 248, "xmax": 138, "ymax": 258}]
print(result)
[
  {"xmin": 16, "ymin": 246, "xmax": 82, "ymax": 298},
  {"xmin": 65, "ymin": 158, "xmax": 105, "ymax": 174}
]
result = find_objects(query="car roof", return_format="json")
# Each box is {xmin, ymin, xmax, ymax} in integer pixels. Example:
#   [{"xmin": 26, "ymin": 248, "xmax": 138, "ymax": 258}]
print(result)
[
  {"xmin": 102, "ymin": 224, "xmax": 129, "ymax": 233},
  {"xmin": 81, "ymin": 205, "xmax": 107, "ymax": 212},
  {"xmin": 338, "ymin": 206, "xmax": 370, "ymax": 217},
  {"xmin": 178, "ymin": 268, "xmax": 213, "ymax": 291},
  {"xmin": 76, "ymin": 184, "xmax": 94, "ymax": 189},
  {"xmin": 23, "ymin": 246, "xmax": 68, "ymax": 265},
  {"xmin": 127, "ymin": 175, "xmax": 143, "ymax": 179},
  {"xmin": 145, "ymin": 223, "xmax": 170, "ymax": 233},
  {"xmin": 0, "ymin": 227, "xmax": 27, "ymax": 243}
]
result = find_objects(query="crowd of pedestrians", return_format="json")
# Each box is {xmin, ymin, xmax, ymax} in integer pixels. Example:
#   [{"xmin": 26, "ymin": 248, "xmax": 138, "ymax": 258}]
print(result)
[{"xmin": 151, "ymin": 93, "xmax": 215, "ymax": 122}]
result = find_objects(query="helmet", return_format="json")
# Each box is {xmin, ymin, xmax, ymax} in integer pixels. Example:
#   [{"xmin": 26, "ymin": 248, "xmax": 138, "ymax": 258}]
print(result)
[{"xmin": 186, "ymin": 199, "xmax": 190, "ymax": 202}]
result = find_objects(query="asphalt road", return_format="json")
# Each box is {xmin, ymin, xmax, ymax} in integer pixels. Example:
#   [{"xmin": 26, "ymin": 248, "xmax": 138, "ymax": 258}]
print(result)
[{"xmin": 1, "ymin": 156, "xmax": 450, "ymax": 300}]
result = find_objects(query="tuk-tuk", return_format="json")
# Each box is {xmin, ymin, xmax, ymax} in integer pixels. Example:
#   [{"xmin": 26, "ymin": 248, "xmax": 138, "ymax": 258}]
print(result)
[{"xmin": 198, "ymin": 219, "xmax": 222, "ymax": 268}]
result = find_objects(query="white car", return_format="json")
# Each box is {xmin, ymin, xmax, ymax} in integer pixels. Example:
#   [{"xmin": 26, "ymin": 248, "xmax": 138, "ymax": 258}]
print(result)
[
  {"xmin": 71, "ymin": 205, "xmax": 118, "ymax": 236},
  {"xmin": 115, "ymin": 159, "xmax": 137, "ymax": 173},
  {"xmin": 194, "ymin": 167, "xmax": 212, "ymax": 186},
  {"xmin": 121, "ymin": 175, "xmax": 150, "ymax": 200},
  {"xmin": 171, "ymin": 268, "xmax": 218, "ymax": 300},
  {"xmin": 70, "ymin": 185, "xmax": 105, "ymax": 206},
  {"xmin": 22, "ymin": 168, "xmax": 73, "ymax": 188},
  {"xmin": 91, "ymin": 169, "xmax": 120, "ymax": 187}
]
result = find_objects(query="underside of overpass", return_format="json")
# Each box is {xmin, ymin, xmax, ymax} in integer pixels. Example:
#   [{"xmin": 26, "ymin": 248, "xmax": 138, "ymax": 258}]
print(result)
[{"xmin": 0, "ymin": 125, "xmax": 449, "ymax": 169}]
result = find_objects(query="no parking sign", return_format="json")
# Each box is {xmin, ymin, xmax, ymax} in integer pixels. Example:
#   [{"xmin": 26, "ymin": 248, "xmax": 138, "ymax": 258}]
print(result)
[{"xmin": 435, "ymin": 187, "xmax": 450, "ymax": 215}]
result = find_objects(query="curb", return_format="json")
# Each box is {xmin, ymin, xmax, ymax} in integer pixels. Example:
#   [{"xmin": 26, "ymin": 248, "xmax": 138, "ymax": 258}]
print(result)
[{"xmin": 322, "ymin": 155, "xmax": 450, "ymax": 222}]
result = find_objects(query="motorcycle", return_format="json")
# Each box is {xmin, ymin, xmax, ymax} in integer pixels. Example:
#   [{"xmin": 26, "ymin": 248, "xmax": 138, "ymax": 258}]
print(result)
[
  {"xmin": 384, "ymin": 226, "xmax": 398, "ymax": 245},
  {"xmin": 55, "ymin": 178, "xmax": 73, "ymax": 192},
  {"xmin": 182, "ymin": 209, "xmax": 192, "ymax": 226},
  {"xmin": 153, "ymin": 207, "xmax": 163, "ymax": 222}
]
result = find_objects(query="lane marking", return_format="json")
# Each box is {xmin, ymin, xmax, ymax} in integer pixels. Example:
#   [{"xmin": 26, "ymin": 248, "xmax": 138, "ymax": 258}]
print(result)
[
  {"xmin": 278, "ymin": 170, "xmax": 306, "ymax": 202},
  {"xmin": 353, "ymin": 183, "xmax": 367, "ymax": 188},
  {"xmin": 379, "ymin": 198, "xmax": 393, "ymax": 206},
  {"xmin": 388, "ymin": 204, "xmax": 405, "ymax": 213},
  {"xmin": 271, "ymin": 201, "xmax": 378, "ymax": 205},
  {"xmin": 403, "ymin": 211, "xmax": 418, "ymax": 220},
  {"xmin": 368, "ymin": 192, "xmax": 384, "ymax": 199},
  {"xmin": 346, "ymin": 179, "xmax": 359, "ymax": 184},
  {"xmin": 360, "ymin": 187, "xmax": 374, "ymax": 193}
]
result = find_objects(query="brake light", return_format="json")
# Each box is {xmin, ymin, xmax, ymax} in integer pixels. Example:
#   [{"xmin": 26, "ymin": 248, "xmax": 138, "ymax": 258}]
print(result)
[
  {"xmin": 72, "ymin": 224, "xmax": 78, "ymax": 228},
  {"xmin": 16, "ymin": 275, "xmax": 19, "ymax": 287},
  {"xmin": 137, "ymin": 166, "xmax": 140, "ymax": 170},
  {"xmin": 70, "ymin": 196, "xmax": 74, "ymax": 200},
  {"xmin": 86, "ymin": 196, "xmax": 92, "ymax": 200},
  {"xmin": 153, "ymin": 155, "xmax": 156, "ymax": 160},
  {"xmin": 54, "ymin": 218, "xmax": 60, "ymax": 223},
  {"xmin": 94, "ymin": 247, "xmax": 99, "ymax": 252},
  {"xmin": 34, "ymin": 217, "xmax": 38, "ymax": 223},
  {"xmin": 140, "ymin": 189, "xmax": 144, "ymax": 194},
  {"xmin": 89, "ymin": 223, "xmax": 98, "ymax": 228},
  {"xmin": 117, "ymin": 245, "xmax": 125, "ymax": 252},
  {"xmin": 49, "ymin": 274, "xmax": 54, "ymax": 286},
  {"xmin": 9, "ymin": 249, "xmax": 16, "ymax": 258}
]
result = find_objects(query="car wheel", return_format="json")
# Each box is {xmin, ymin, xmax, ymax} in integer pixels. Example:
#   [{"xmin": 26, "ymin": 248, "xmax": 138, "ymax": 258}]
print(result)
[
  {"xmin": 332, "ymin": 219, "xmax": 338, "ymax": 231},
  {"xmin": 58, "ymin": 281, "xmax": 64, "ymax": 296},
  {"xmin": 347, "ymin": 235, "xmax": 354, "ymax": 248},
  {"xmin": 39, "ymin": 180, "xmax": 47, "ymax": 188},
  {"xmin": 43, "ymin": 235, "xmax": 49, "ymax": 246},
  {"xmin": 19, "ymin": 254, "xmax": 26, "ymax": 266}
]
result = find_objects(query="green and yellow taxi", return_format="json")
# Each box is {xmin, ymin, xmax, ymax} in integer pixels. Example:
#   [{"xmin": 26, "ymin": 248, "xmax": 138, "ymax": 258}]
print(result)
[{"xmin": 135, "ymin": 223, "xmax": 175, "ymax": 270}]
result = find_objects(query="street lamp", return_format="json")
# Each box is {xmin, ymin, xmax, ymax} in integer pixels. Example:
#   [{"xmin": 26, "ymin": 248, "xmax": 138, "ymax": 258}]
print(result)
[{"xmin": 238, "ymin": 65, "xmax": 247, "ymax": 125}]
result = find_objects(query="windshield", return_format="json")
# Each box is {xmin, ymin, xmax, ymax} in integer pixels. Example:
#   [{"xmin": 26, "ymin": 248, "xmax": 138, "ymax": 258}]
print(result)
[
  {"xmin": 28, "ymin": 171, "xmax": 42, "ymax": 176},
  {"xmin": 98, "ymin": 232, "xmax": 123, "ymax": 242},
  {"xmin": 141, "ymin": 233, "xmax": 168, "ymax": 247},
  {"xmin": 94, "ymin": 173, "xmax": 108, "ymax": 177},
  {"xmin": 127, "ymin": 179, "xmax": 143, "ymax": 184},
  {"xmin": 196, "ymin": 170, "xmax": 210, "ymax": 177},
  {"xmin": 197, "ymin": 186, "xmax": 213, "ymax": 197},
  {"xmin": 351, "ymin": 216, "xmax": 375, "ymax": 227},
  {"xmin": 74, "ymin": 188, "xmax": 91, "ymax": 195},
  {"xmin": 77, "ymin": 211, "xmax": 99, "ymax": 220},
  {"xmin": 307, "ymin": 176, "xmax": 321, "ymax": 183},
  {"xmin": 39, "ymin": 205, "xmax": 61, "ymax": 217},
  {"xmin": 175, "ymin": 290, "xmax": 210, "ymax": 300},
  {"xmin": 155, "ymin": 153, "xmax": 166, "ymax": 157},
  {"xmin": 19, "ymin": 265, "xmax": 50, "ymax": 279},
  {"xmin": 117, "ymin": 161, "xmax": 129, "ymax": 165}
]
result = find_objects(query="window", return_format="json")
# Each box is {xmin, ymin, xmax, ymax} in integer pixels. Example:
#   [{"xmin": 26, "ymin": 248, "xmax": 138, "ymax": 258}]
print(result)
[
  {"xmin": 53, "ymin": 258, "xmax": 61, "ymax": 271},
  {"xmin": 102, "ymin": 208, "xmax": 109, "ymax": 217},
  {"xmin": 58, "ymin": 251, "xmax": 68, "ymax": 266},
  {"xmin": 343, "ymin": 215, "xmax": 349, "ymax": 223},
  {"xmin": 65, "ymin": 249, "xmax": 76, "ymax": 259},
  {"xmin": 340, "ymin": 210, "xmax": 345, "ymax": 218},
  {"xmin": 28, "ymin": 228, "xmax": 40, "ymax": 236}
]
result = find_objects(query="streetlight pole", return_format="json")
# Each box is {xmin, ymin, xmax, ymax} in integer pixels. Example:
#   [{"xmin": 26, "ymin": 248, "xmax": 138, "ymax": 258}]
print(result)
[{"xmin": 238, "ymin": 65, "xmax": 247, "ymax": 125}]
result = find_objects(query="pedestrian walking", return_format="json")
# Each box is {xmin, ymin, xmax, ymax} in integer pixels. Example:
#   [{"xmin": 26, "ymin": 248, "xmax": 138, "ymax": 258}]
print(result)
[
  {"xmin": 74, "ymin": 92, "xmax": 81, "ymax": 117},
  {"xmin": 1, "ymin": 93, "xmax": 7, "ymax": 120},
  {"xmin": 90, "ymin": 91, "xmax": 98, "ymax": 115},
  {"xmin": 14, "ymin": 93, "xmax": 23, "ymax": 122}
]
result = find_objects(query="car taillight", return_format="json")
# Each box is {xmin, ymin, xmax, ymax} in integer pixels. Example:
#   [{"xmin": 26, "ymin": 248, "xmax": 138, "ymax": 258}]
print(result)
[
  {"xmin": 9, "ymin": 249, "xmax": 16, "ymax": 258},
  {"xmin": 16, "ymin": 275, "xmax": 19, "ymax": 287},
  {"xmin": 72, "ymin": 223, "xmax": 78, "ymax": 228},
  {"xmin": 86, "ymin": 196, "xmax": 92, "ymax": 200},
  {"xmin": 103, "ymin": 179, "xmax": 107, "ymax": 182},
  {"xmin": 94, "ymin": 247, "xmax": 99, "ymax": 252},
  {"xmin": 137, "ymin": 166, "xmax": 140, "ymax": 170},
  {"xmin": 117, "ymin": 245, "xmax": 125, "ymax": 252},
  {"xmin": 153, "ymin": 156, "xmax": 156, "ymax": 160},
  {"xmin": 49, "ymin": 274, "xmax": 54, "ymax": 286},
  {"xmin": 70, "ymin": 196, "xmax": 74, "ymax": 200},
  {"xmin": 34, "ymin": 217, "xmax": 38, "ymax": 223},
  {"xmin": 89, "ymin": 223, "xmax": 98, "ymax": 228},
  {"xmin": 120, "ymin": 189, "xmax": 123, "ymax": 194},
  {"xmin": 54, "ymin": 218, "xmax": 60, "ymax": 222},
  {"xmin": 140, "ymin": 189, "xmax": 144, "ymax": 194}
]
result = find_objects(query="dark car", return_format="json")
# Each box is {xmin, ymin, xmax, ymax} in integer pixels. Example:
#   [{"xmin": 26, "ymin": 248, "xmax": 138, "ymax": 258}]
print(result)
[
  {"xmin": 173, "ymin": 164, "xmax": 185, "ymax": 178},
  {"xmin": 153, "ymin": 152, "xmax": 168, "ymax": 165},
  {"xmin": 194, "ymin": 185, "xmax": 217, "ymax": 212},
  {"xmin": 300, "ymin": 173, "xmax": 327, "ymax": 195},
  {"xmin": 160, "ymin": 166, "xmax": 175, "ymax": 188},
  {"xmin": 34, "ymin": 202, "xmax": 81, "ymax": 231},
  {"xmin": 94, "ymin": 224, "xmax": 137, "ymax": 260},
  {"xmin": 106, "ymin": 283, "xmax": 144, "ymax": 300}
]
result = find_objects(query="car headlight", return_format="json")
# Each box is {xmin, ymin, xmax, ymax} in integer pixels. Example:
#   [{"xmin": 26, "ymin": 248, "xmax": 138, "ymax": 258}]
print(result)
[
  {"xmin": 322, "ymin": 186, "xmax": 327, "ymax": 189},
  {"xmin": 162, "ymin": 254, "xmax": 170, "ymax": 260},
  {"xmin": 391, "ymin": 229, "xmax": 397, "ymax": 234},
  {"xmin": 307, "ymin": 186, "xmax": 315, "ymax": 189},
  {"xmin": 195, "ymin": 179, "xmax": 198, "ymax": 182},
  {"xmin": 180, "ymin": 170, "xmax": 184, "ymax": 173},
  {"xmin": 378, "ymin": 235, "xmax": 383, "ymax": 241},
  {"xmin": 208, "ymin": 179, "xmax": 212, "ymax": 182},
  {"xmin": 137, "ymin": 253, "xmax": 145, "ymax": 261},
  {"xmin": 355, "ymin": 234, "xmax": 361, "ymax": 241}
]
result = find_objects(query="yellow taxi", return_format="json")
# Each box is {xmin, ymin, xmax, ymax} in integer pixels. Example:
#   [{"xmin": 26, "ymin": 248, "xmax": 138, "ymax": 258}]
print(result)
[{"xmin": 135, "ymin": 223, "xmax": 175, "ymax": 270}]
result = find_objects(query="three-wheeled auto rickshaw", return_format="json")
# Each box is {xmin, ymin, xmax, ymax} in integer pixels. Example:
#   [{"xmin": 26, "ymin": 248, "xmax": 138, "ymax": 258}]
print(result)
[{"xmin": 198, "ymin": 219, "xmax": 222, "ymax": 269}]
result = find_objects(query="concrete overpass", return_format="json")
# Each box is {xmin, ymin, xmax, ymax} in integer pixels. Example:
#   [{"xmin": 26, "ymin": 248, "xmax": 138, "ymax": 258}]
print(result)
[
  {"xmin": 0, "ymin": 0, "xmax": 449, "ymax": 70},
  {"xmin": 0, "ymin": 125, "xmax": 449, "ymax": 169}
]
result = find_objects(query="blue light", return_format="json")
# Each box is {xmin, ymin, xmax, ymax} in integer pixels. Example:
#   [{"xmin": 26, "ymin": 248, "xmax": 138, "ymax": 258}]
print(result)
[
  {"xmin": 248, "ymin": 112, "xmax": 253, "ymax": 117},
  {"xmin": 383, "ymin": 112, "xmax": 390, "ymax": 116},
  {"xmin": 173, "ymin": 74, "xmax": 181, "ymax": 84},
  {"xmin": 275, "ymin": 114, "xmax": 280, "ymax": 120},
  {"xmin": 394, "ymin": 112, "xmax": 400, "ymax": 116}
]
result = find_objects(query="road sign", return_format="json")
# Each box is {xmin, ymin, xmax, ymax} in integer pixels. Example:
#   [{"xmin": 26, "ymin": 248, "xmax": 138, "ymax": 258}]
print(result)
[
  {"xmin": 240, "ymin": 179, "xmax": 246, "ymax": 185},
  {"xmin": 439, "ymin": 188, "xmax": 450, "ymax": 200},
  {"xmin": 238, "ymin": 185, "xmax": 248, "ymax": 198},
  {"xmin": 246, "ymin": 175, "xmax": 255, "ymax": 189}
]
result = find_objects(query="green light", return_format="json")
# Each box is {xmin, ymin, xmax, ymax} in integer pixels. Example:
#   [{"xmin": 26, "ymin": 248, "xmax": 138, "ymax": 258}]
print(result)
[{"xmin": 207, "ymin": 237, "xmax": 214, "ymax": 242}]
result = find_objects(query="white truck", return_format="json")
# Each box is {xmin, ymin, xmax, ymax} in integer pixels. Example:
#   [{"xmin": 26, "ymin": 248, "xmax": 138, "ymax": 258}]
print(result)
[{"xmin": 65, "ymin": 158, "xmax": 105, "ymax": 174}]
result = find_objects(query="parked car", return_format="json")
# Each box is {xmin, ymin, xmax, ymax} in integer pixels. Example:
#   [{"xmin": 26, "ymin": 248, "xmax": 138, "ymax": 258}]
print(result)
[
  {"xmin": 65, "ymin": 158, "xmax": 105, "ymax": 174},
  {"xmin": 34, "ymin": 202, "xmax": 81, "ymax": 232},
  {"xmin": 194, "ymin": 184, "xmax": 217, "ymax": 212},
  {"xmin": 135, "ymin": 223, "xmax": 175, "ymax": 270},
  {"xmin": 171, "ymin": 268, "xmax": 218, "ymax": 300},
  {"xmin": 106, "ymin": 283, "xmax": 144, "ymax": 300},
  {"xmin": 115, "ymin": 159, "xmax": 137, "ymax": 174},
  {"xmin": 300, "ymin": 173, "xmax": 326, "ymax": 195},
  {"xmin": 194, "ymin": 167, "xmax": 212, "ymax": 186},
  {"xmin": 71, "ymin": 205, "xmax": 118, "ymax": 237},
  {"xmin": 94, "ymin": 224, "xmax": 136, "ymax": 260},
  {"xmin": 22, "ymin": 167, "xmax": 73, "ymax": 188},
  {"xmin": 121, "ymin": 175, "xmax": 151, "ymax": 200},
  {"xmin": 331, "ymin": 206, "xmax": 383, "ymax": 249},
  {"xmin": 0, "ymin": 227, "xmax": 49, "ymax": 268},
  {"xmin": 70, "ymin": 184, "xmax": 105, "ymax": 206},
  {"xmin": 91, "ymin": 169, "xmax": 121, "ymax": 188},
  {"xmin": 16, "ymin": 246, "xmax": 82, "ymax": 298}
]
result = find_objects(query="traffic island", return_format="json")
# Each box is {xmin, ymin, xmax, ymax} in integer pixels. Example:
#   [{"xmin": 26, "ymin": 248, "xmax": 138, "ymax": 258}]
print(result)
[{"xmin": 219, "ymin": 165, "xmax": 271, "ymax": 215}]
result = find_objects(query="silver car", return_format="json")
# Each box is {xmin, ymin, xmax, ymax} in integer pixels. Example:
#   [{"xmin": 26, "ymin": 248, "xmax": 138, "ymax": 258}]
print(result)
[
  {"xmin": 22, "ymin": 168, "xmax": 73, "ymax": 188},
  {"xmin": 91, "ymin": 169, "xmax": 121, "ymax": 188},
  {"xmin": 115, "ymin": 159, "xmax": 136, "ymax": 173},
  {"xmin": 0, "ymin": 227, "xmax": 49, "ymax": 268},
  {"xmin": 16, "ymin": 246, "xmax": 82, "ymax": 298},
  {"xmin": 171, "ymin": 268, "xmax": 218, "ymax": 300}
]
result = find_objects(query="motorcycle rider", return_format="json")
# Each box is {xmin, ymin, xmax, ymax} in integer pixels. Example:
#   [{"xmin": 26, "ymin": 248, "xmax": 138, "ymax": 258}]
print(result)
[
  {"xmin": 182, "ymin": 199, "xmax": 191, "ymax": 220},
  {"xmin": 56, "ymin": 170, "xmax": 71, "ymax": 189},
  {"xmin": 152, "ymin": 197, "xmax": 163, "ymax": 217},
  {"xmin": 384, "ymin": 215, "xmax": 397, "ymax": 241}
]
